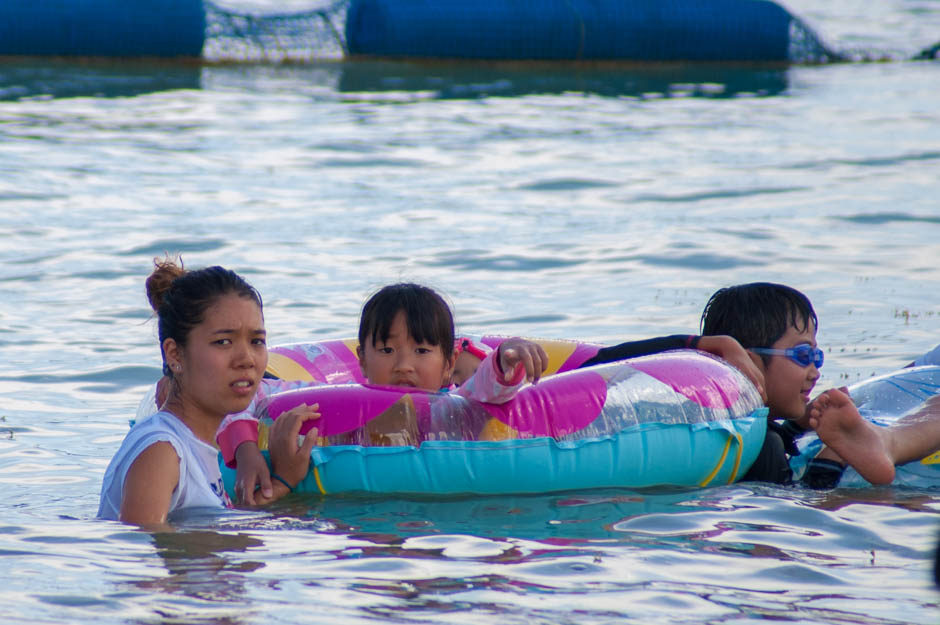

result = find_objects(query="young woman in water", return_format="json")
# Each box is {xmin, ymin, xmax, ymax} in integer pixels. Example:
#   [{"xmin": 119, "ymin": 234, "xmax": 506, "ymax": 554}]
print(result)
[{"xmin": 98, "ymin": 258, "xmax": 316, "ymax": 527}]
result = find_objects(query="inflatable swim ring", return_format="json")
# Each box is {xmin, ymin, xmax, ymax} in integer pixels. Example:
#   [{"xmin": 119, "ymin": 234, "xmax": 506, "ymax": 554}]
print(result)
[
  {"xmin": 222, "ymin": 343, "xmax": 768, "ymax": 496},
  {"xmin": 790, "ymin": 366, "xmax": 940, "ymax": 488}
]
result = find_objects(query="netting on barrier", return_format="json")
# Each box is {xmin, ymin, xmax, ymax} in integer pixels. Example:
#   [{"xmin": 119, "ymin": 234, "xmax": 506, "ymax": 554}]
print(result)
[
  {"xmin": 203, "ymin": 0, "xmax": 349, "ymax": 62},
  {"xmin": 788, "ymin": 17, "xmax": 841, "ymax": 64},
  {"xmin": 0, "ymin": 0, "xmax": 922, "ymax": 64}
]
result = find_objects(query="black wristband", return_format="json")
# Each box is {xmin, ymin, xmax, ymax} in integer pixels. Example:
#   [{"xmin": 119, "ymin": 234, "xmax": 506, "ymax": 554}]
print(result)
[{"xmin": 270, "ymin": 473, "xmax": 295, "ymax": 493}]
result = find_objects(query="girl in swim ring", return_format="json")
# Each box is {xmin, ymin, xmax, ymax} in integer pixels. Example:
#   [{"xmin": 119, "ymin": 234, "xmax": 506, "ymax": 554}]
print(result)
[{"xmin": 220, "ymin": 282, "xmax": 549, "ymax": 503}]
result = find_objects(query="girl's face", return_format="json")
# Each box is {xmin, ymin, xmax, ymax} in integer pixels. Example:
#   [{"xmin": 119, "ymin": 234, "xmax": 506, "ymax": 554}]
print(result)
[
  {"xmin": 761, "ymin": 321, "xmax": 821, "ymax": 420},
  {"xmin": 358, "ymin": 310, "xmax": 455, "ymax": 391},
  {"xmin": 164, "ymin": 293, "xmax": 268, "ymax": 421}
]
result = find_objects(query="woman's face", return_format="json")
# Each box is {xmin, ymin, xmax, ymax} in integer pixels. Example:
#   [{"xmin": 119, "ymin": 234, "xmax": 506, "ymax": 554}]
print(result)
[{"xmin": 165, "ymin": 293, "xmax": 268, "ymax": 420}]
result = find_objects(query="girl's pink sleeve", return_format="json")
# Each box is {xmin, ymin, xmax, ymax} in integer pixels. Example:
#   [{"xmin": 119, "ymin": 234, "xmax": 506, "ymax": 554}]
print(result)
[
  {"xmin": 217, "ymin": 416, "xmax": 261, "ymax": 468},
  {"xmin": 216, "ymin": 379, "xmax": 314, "ymax": 467},
  {"xmin": 456, "ymin": 348, "xmax": 525, "ymax": 404}
]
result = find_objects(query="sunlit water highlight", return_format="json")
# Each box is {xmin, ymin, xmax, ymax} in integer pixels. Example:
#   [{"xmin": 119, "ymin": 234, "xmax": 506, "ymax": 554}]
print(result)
[{"xmin": 1, "ymin": 1, "xmax": 939, "ymax": 623}]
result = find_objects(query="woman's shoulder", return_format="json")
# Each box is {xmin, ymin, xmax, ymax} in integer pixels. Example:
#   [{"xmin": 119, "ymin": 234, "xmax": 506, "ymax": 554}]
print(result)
[{"xmin": 125, "ymin": 411, "xmax": 194, "ymax": 451}]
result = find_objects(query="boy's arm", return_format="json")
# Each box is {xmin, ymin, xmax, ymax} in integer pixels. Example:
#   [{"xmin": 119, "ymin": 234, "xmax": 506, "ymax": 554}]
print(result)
[
  {"xmin": 695, "ymin": 335, "xmax": 765, "ymax": 401},
  {"xmin": 579, "ymin": 334, "xmax": 765, "ymax": 401},
  {"xmin": 578, "ymin": 335, "xmax": 700, "ymax": 366}
]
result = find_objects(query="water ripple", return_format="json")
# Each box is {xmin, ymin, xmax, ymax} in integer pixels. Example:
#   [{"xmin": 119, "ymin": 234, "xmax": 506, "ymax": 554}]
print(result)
[
  {"xmin": 633, "ymin": 186, "xmax": 808, "ymax": 203},
  {"xmin": 120, "ymin": 239, "xmax": 229, "ymax": 257},
  {"xmin": 836, "ymin": 212, "xmax": 940, "ymax": 225},
  {"xmin": 517, "ymin": 178, "xmax": 620, "ymax": 192},
  {"xmin": 784, "ymin": 150, "xmax": 940, "ymax": 171},
  {"xmin": 431, "ymin": 252, "xmax": 583, "ymax": 272},
  {"xmin": 0, "ymin": 365, "xmax": 160, "ymax": 392},
  {"xmin": 635, "ymin": 253, "xmax": 762, "ymax": 271}
]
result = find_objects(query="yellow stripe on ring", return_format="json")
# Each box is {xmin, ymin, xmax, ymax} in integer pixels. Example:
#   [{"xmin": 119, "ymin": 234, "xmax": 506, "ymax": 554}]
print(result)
[
  {"xmin": 534, "ymin": 339, "xmax": 579, "ymax": 375},
  {"xmin": 266, "ymin": 352, "xmax": 317, "ymax": 381},
  {"xmin": 727, "ymin": 432, "xmax": 744, "ymax": 483},
  {"xmin": 312, "ymin": 464, "xmax": 327, "ymax": 494},
  {"xmin": 698, "ymin": 432, "xmax": 736, "ymax": 488}
]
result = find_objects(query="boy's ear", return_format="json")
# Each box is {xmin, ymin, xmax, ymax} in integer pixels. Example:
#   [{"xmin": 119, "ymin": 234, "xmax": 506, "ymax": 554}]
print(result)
[{"xmin": 747, "ymin": 350, "xmax": 765, "ymax": 372}]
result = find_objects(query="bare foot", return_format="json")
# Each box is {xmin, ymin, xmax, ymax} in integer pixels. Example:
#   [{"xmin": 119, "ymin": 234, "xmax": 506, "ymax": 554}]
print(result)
[{"xmin": 809, "ymin": 389, "xmax": 896, "ymax": 485}]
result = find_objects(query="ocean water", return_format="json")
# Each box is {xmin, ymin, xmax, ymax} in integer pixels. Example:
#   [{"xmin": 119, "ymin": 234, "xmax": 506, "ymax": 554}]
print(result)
[{"xmin": 1, "ymin": 1, "xmax": 939, "ymax": 623}]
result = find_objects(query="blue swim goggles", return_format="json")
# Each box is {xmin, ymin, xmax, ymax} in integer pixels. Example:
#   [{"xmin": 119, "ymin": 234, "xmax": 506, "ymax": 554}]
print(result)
[{"xmin": 749, "ymin": 344, "xmax": 824, "ymax": 368}]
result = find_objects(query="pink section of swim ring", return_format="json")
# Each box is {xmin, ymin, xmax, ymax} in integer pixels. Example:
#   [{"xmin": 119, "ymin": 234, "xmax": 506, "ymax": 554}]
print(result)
[
  {"xmin": 627, "ymin": 352, "xmax": 740, "ymax": 409},
  {"xmin": 267, "ymin": 384, "xmax": 420, "ymax": 437},
  {"xmin": 556, "ymin": 341, "xmax": 604, "ymax": 372},
  {"xmin": 276, "ymin": 340, "xmax": 366, "ymax": 384},
  {"xmin": 484, "ymin": 369, "xmax": 607, "ymax": 437}
]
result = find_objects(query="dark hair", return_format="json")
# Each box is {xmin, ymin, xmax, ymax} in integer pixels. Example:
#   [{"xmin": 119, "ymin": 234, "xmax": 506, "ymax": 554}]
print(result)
[
  {"xmin": 358, "ymin": 283, "xmax": 455, "ymax": 359},
  {"xmin": 146, "ymin": 257, "xmax": 263, "ymax": 376},
  {"xmin": 700, "ymin": 282, "xmax": 818, "ymax": 356}
]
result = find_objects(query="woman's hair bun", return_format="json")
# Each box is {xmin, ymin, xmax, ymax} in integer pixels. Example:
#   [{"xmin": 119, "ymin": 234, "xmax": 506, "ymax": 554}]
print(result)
[{"xmin": 145, "ymin": 255, "xmax": 185, "ymax": 313}]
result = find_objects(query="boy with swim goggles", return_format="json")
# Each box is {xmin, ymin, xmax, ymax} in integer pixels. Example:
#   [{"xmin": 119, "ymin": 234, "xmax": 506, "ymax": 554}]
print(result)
[{"xmin": 703, "ymin": 282, "xmax": 940, "ymax": 488}]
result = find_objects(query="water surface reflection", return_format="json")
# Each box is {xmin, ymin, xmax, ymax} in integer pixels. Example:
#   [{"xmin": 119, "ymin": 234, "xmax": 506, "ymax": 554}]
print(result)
[{"xmin": 0, "ymin": 59, "xmax": 789, "ymax": 102}]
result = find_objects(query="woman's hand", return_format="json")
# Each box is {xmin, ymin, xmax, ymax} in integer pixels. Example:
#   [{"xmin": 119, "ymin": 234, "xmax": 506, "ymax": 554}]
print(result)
[
  {"xmin": 497, "ymin": 338, "xmax": 549, "ymax": 384},
  {"xmin": 267, "ymin": 403, "xmax": 320, "ymax": 496},
  {"xmin": 233, "ymin": 441, "xmax": 272, "ymax": 506}
]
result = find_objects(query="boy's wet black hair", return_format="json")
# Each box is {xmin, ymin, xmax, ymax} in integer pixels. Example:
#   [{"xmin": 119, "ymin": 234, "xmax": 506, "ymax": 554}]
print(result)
[
  {"xmin": 358, "ymin": 283, "xmax": 455, "ymax": 359},
  {"xmin": 700, "ymin": 282, "xmax": 818, "ymax": 360}
]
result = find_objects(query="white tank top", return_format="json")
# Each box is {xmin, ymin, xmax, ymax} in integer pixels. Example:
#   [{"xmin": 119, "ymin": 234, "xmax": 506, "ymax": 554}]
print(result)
[{"xmin": 98, "ymin": 410, "xmax": 231, "ymax": 521}]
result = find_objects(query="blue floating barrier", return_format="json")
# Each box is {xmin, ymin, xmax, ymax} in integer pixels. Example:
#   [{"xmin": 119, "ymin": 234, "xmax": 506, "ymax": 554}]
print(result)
[
  {"xmin": 0, "ymin": 0, "xmax": 206, "ymax": 57},
  {"xmin": 346, "ymin": 0, "xmax": 794, "ymax": 62}
]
